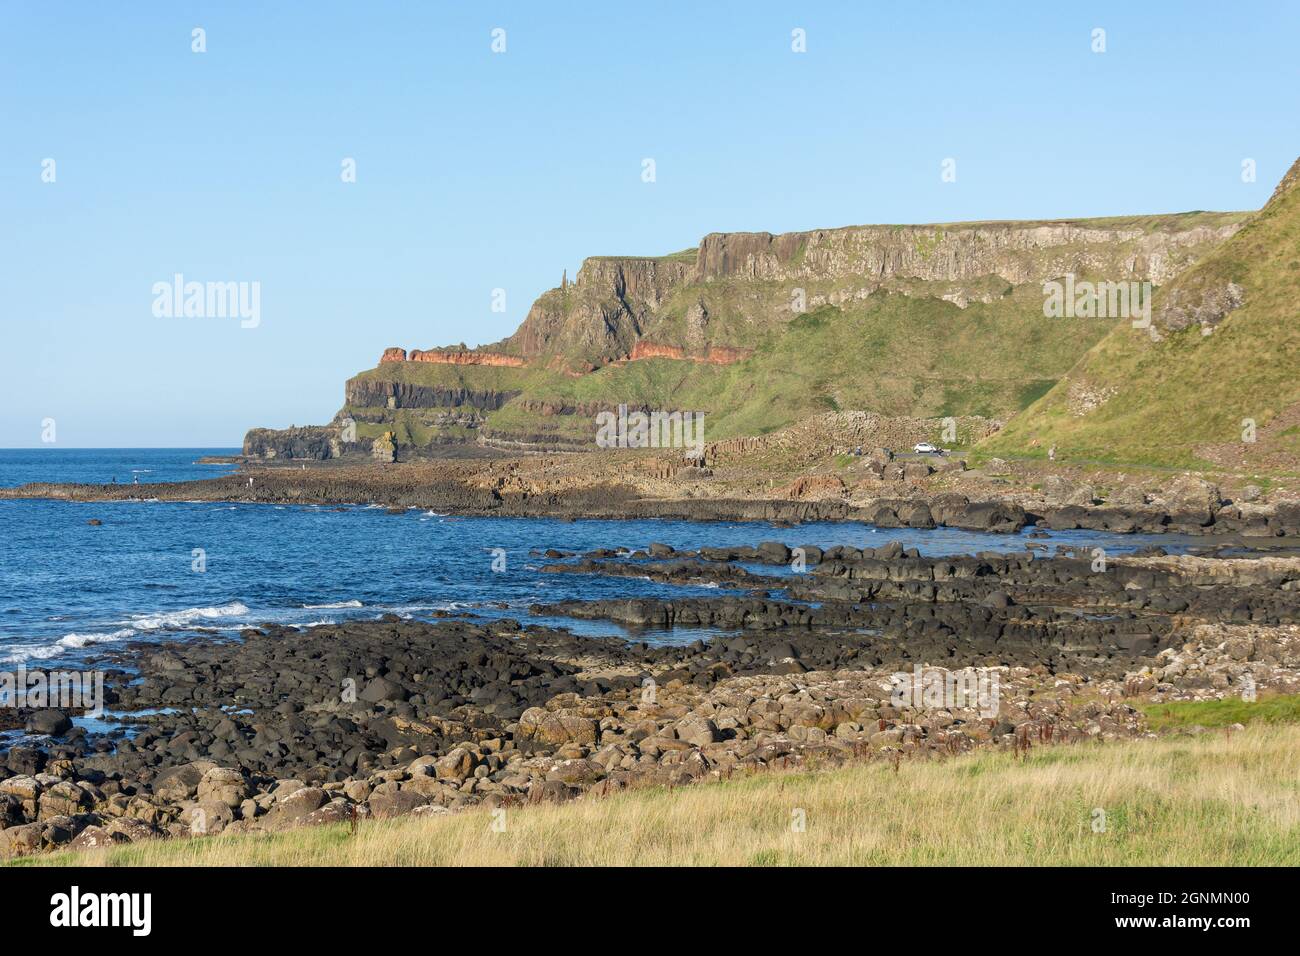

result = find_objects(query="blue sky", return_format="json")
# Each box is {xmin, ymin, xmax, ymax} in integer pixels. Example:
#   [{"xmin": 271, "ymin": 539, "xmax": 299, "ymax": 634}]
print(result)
[{"xmin": 2, "ymin": 1, "xmax": 1297, "ymax": 447}]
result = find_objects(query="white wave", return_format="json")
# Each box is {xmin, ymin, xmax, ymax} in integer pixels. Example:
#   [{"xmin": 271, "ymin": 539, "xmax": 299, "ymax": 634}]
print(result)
[
  {"xmin": 1, "ymin": 644, "xmax": 64, "ymax": 664},
  {"xmin": 302, "ymin": 600, "xmax": 363, "ymax": 609},
  {"xmin": 125, "ymin": 601, "xmax": 250, "ymax": 631},
  {"xmin": 0, "ymin": 627, "xmax": 136, "ymax": 664},
  {"xmin": 58, "ymin": 627, "xmax": 137, "ymax": 649}
]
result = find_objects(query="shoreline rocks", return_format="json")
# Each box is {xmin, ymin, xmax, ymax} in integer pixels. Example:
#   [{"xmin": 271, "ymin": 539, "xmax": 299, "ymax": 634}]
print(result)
[{"xmin": 2, "ymin": 537, "xmax": 1297, "ymax": 859}]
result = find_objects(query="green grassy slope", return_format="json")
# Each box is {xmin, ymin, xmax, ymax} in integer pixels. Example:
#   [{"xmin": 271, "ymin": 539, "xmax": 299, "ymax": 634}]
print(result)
[
  {"xmin": 339, "ymin": 294, "xmax": 1126, "ymax": 446},
  {"xmin": 289, "ymin": 207, "xmax": 1273, "ymax": 454},
  {"xmin": 981, "ymin": 159, "xmax": 1300, "ymax": 471},
  {"xmin": 473, "ymin": 290, "xmax": 1118, "ymax": 441}
]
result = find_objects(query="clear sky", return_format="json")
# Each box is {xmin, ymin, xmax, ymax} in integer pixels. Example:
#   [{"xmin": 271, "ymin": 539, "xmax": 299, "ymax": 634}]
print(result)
[{"xmin": 2, "ymin": 1, "xmax": 1297, "ymax": 447}]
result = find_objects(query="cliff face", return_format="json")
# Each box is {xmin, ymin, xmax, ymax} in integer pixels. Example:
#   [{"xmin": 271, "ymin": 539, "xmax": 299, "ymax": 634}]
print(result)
[
  {"xmin": 691, "ymin": 221, "xmax": 1240, "ymax": 285},
  {"xmin": 243, "ymin": 425, "xmax": 358, "ymax": 461},
  {"xmin": 408, "ymin": 349, "xmax": 527, "ymax": 367},
  {"xmin": 500, "ymin": 256, "xmax": 695, "ymax": 367},
  {"xmin": 244, "ymin": 208, "xmax": 1250, "ymax": 459},
  {"xmin": 493, "ymin": 217, "xmax": 1240, "ymax": 369},
  {"xmin": 344, "ymin": 378, "xmax": 519, "ymax": 412}
]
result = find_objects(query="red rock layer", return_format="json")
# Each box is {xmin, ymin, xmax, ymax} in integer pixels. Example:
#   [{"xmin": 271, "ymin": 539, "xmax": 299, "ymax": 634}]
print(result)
[
  {"xmin": 626, "ymin": 341, "xmax": 753, "ymax": 364},
  {"xmin": 379, "ymin": 349, "xmax": 527, "ymax": 368}
]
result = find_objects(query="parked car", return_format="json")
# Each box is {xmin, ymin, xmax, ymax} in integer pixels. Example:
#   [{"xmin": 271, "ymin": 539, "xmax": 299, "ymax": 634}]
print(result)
[{"xmin": 913, "ymin": 442, "xmax": 942, "ymax": 455}]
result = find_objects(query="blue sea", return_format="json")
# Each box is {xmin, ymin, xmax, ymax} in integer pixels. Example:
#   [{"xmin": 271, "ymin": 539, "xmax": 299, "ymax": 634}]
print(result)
[{"xmin": 0, "ymin": 449, "xmax": 1189, "ymax": 668}]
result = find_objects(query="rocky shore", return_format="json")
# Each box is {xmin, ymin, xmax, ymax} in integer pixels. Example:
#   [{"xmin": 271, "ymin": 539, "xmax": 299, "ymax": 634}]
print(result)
[
  {"xmin": 4, "ymin": 453, "xmax": 1298, "ymax": 538},
  {"xmin": 3, "ymin": 533, "xmax": 1297, "ymax": 858}
]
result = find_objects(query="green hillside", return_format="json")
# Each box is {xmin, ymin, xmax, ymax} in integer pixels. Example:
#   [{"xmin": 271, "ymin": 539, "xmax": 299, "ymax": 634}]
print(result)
[
  {"xmin": 982, "ymin": 158, "xmax": 1300, "ymax": 472},
  {"xmin": 245, "ymin": 207, "xmax": 1262, "ymax": 459},
  {"xmin": 337, "ymin": 289, "xmax": 1120, "ymax": 448}
]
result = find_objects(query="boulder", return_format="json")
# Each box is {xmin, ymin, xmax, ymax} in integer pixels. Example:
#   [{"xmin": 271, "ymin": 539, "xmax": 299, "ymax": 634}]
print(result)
[
  {"xmin": 756, "ymin": 541, "xmax": 791, "ymax": 563},
  {"xmin": 675, "ymin": 716, "xmax": 721, "ymax": 746},
  {"xmin": 197, "ymin": 767, "xmax": 250, "ymax": 809},
  {"xmin": 433, "ymin": 747, "xmax": 476, "ymax": 782},
  {"xmin": 153, "ymin": 761, "xmax": 217, "ymax": 802},
  {"xmin": 0, "ymin": 775, "xmax": 41, "ymax": 815},
  {"xmin": 262, "ymin": 786, "xmax": 328, "ymax": 830},
  {"xmin": 183, "ymin": 800, "xmax": 236, "ymax": 836},
  {"xmin": 24, "ymin": 709, "xmax": 72, "ymax": 736},
  {"xmin": 1109, "ymin": 485, "xmax": 1149, "ymax": 508},
  {"xmin": 516, "ymin": 708, "xmax": 599, "ymax": 746},
  {"xmin": 37, "ymin": 781, "xmax": 93, "ymax": 819},
  {"xmin": 67, "ymin": 825, "xmax": 130, "ymax": 851},
  {"xmin": 367, "ymin": 789, "xmax": 429, "ymax": 820},
  {"xmin": 544, "ymin": 759, "xmax": 605, "ymax": 786},
  {"xmin": 1158, "ymin": 475, "xmax": 1222, "ymax": 526},
  {"xmin": 104, "ymin": 816, "xmax": 162, "ymax": 843},
  {"xmin": 359, "ymin": 675, "xmax": 408, "ymax": 704}
]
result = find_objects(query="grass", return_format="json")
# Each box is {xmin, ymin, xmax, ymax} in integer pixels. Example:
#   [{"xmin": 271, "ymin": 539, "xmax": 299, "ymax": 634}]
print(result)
[
  {"xmin": 331, "ymin": 207, "xmax": 1260, "ymax": 454},
  {"xmin": 457, "ymin": 289, "xmax": 1124, "ymax": 443},
  {"xmin": 16, "ymin": 725, "xmax": 1300, "ymax": 867},
  {"xmin": 982, "ymin": 159, "xmax": 1300, "ymax": 472},
  {"xmin": 1137, "ymin": 693, "xmax": 1300, "ymax": 732}
]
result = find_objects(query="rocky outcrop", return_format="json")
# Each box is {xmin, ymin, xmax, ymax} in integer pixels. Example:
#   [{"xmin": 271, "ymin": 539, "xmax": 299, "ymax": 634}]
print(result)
[
  {"xmin": 408, "ymin": 349, "xmax": 527, "ymax": 368},
  {"xmin": 501, "ymin": 256, "xmax": 695, "ymax": 365},
  {"xmin": 625, "ymin": 341, "xmax": 753, "ymax": 364},
  {"xmin": 243, "ymin": 426, "xmax": 347, "ymax": 461},
  {"xmin": 380, "ymin": 347, "xmax": 528, "ymax": 367},
  {"xmin": 693, "ymin": 221, "xmax": 1240, "ymax": 286},
  {"xmin": 345, "ymin": 378, "xmax": 519, "ymax": 412},
  {"xmin": 371, "ymin": 431, "xmax": 397, "ymax": 463},
  {"xmin": 1154, "ymin": 279, "xmax": 1245, "ymax": 333}
]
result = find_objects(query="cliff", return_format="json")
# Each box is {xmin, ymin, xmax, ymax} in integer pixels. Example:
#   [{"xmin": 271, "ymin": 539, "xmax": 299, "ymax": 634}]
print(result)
[
  {"xmin": 983, "ymin": 157, "xmax": 1300, "ymax": 471},
  {"xmin": 691, "ymin": 219, "xmax": 1238, "ymax": 285},
  {"xmin": 245, "ymin": 206, "xmax": 1250, "ymax": 460},
  {"xmin": 408, "ymin": 349, "xmax": 527, "ymax": 367},
  {"xmin": 497, "ymin": 255, "xmax": 696, "ymax": 368}
]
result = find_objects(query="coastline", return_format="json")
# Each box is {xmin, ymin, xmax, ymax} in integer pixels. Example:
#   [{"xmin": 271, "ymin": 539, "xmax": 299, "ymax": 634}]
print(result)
[
  {"xmin": 3, "ymin": 524, "xmax": 1298, "ymax": 859},
  {"xmin": 4, "ymin": 451, "xmax": 1299, "ymax": 538}
]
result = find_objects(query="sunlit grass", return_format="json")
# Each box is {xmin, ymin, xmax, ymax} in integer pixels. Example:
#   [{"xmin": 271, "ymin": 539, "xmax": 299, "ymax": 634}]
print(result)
[{"xmin": 15, "ymin": 725, "xmax": 1299, "ymax": 867}]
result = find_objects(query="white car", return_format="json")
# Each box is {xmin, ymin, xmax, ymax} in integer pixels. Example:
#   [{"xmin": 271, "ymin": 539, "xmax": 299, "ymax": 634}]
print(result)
[{"xmin": 913, "ymin": 442, "xmax": 942, "ymax": 455}]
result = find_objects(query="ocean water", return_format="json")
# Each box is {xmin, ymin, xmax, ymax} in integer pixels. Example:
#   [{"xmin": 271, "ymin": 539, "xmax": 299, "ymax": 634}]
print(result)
[
  {"xmin": 0, "ymin": 447, "xmax": 239, "ymax": 487},
  {"xmin": 0, "ymin": 449, "xmax": 1189, "ymax": 667}
]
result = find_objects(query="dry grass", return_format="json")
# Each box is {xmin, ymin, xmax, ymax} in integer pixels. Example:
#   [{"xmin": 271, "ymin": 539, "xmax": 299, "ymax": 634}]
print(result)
[{"xmin": 14, "ymin": 726, "xmax": 1300, "ymax": 867}]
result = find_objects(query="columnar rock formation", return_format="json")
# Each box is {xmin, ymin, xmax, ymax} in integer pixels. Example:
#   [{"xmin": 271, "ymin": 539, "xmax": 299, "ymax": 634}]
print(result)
[{"xmin": 495, "ymin": 216, "xmax": 1242, "ymax": 369}]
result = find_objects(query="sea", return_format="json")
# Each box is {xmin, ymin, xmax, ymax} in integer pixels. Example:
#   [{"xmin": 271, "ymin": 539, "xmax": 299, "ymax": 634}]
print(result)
[{"xmin": 0, "ymin": 448, "xmax": 1191, "ymax": 669}]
